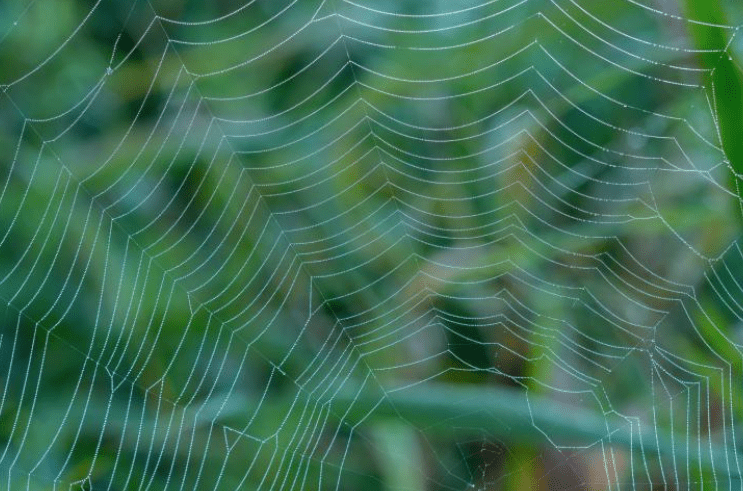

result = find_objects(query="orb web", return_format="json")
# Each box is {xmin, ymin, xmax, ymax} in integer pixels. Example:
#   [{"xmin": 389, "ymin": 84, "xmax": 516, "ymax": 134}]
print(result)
[{"xmin": 0, "ymin": 0, "xmax": 742, "ymax": 489}]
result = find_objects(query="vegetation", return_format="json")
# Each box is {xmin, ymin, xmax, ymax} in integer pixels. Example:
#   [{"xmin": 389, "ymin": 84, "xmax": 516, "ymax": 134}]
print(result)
[{"xmin": 1, "ymin": 0, "xmax": 743, "ymax": 489}]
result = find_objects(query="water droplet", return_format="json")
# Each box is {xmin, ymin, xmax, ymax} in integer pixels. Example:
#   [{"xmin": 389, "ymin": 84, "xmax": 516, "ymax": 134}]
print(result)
[{"xmin": 106, "ymin": 67, "xmax": 113, "ymax": 75}]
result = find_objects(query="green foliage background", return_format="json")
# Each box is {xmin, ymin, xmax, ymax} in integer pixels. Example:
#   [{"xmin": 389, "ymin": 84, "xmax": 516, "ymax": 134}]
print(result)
[{"xmin": 1, "ymin": 0, "xmax": 743, "ymax": 489}]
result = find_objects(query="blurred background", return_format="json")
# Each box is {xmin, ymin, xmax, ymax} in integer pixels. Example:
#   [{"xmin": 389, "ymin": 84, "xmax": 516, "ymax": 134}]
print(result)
[{"xmin": 1, "ymin": 0, "xmax": 743, "ymax": 489}]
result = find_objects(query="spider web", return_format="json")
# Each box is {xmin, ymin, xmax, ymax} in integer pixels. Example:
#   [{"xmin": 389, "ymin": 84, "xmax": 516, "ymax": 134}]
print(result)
[{"xmin": 0, "ymin": 0, "xmax": 742, "ymax": 489}]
